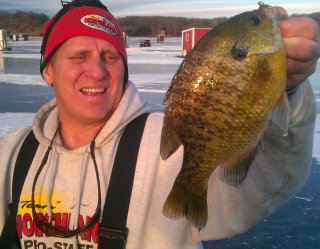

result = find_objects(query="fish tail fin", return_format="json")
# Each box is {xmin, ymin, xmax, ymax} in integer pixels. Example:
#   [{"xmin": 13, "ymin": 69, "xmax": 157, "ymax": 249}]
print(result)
[{"xmin": 162, "ymin": 180, "xmax": 208, "ymax": 229}]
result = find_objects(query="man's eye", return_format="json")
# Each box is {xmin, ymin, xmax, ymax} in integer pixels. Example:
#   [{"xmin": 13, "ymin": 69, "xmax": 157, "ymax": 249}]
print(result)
[
  {"xmin": 69, "ymin": 55, "xmax": 86, "ymax": 63},
  {"xmin": 103, "ymin": 55, "xmax": 119, "ymax": 64}
]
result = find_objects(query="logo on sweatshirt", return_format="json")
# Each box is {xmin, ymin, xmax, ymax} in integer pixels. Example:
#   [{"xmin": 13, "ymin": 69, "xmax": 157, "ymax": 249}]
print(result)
[{"xmin": 81, "ymin": 14, "xmax": 118, "ymax": 36}]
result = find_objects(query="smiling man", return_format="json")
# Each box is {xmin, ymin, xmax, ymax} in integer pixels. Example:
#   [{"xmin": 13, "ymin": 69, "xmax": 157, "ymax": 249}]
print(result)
[
  {"xmin": 0, "ymin": 0, "xmax": 320, "ymax": 249},
  {"xmin": 39, "ymin": 3, "xmax": 129, "ymax": 149},
  {"xmin": 42, "ymin": 36, "xmax": 125, "ymax": 149}
]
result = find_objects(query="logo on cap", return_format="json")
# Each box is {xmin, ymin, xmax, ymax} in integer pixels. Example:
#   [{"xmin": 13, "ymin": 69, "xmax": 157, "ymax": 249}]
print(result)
[{"xmin": 81, "ymin": 14, "xmax": 118, "ymax": 36}]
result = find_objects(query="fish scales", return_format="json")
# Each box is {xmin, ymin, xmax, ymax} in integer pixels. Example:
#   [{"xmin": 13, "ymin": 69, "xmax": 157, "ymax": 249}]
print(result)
[{"xmin": 160, "ymin": 3, "xmax": 287, "ymax": 228}]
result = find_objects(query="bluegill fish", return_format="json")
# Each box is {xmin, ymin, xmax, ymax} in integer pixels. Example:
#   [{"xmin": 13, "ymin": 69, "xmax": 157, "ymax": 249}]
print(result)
[{"xmin": 160, "ymin": 3, "xmax": 289, "ymax": 229}]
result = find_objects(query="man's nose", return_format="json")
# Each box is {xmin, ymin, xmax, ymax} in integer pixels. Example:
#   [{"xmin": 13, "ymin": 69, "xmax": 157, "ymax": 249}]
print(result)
[{"xmin": 86, "ymin": 56, "xmax": 108, "ymax": 79}]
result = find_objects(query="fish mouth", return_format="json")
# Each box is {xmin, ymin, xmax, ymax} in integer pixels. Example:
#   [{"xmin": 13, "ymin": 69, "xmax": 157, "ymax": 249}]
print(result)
[
  {"xmin": 247, "ymin": 31, "xmax": 283, "ymax": 57},
  {"xmin": 251, "ymin": 31, "xmax": 275, "ymax": 42}
]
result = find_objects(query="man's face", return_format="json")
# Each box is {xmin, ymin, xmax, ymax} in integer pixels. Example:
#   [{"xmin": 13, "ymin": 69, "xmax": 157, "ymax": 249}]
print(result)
[{"xmin": 43, "ymin": 36, "xmax": 125, "ymax": 126}]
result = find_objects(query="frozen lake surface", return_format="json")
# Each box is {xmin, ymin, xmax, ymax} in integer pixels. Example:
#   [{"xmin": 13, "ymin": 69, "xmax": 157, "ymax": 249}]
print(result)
[{"xmin": 0, "ymin": 37, "xmax": 319, "ymax": 248}]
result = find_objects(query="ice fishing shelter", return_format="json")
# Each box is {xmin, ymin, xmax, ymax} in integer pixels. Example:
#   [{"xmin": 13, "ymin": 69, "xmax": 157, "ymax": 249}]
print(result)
[
  {"xmin": 156, "ymin": 30, "xmax": 165, "ymax": 43},
  {"xmin": 181, "ymin": 28, "xmax": 211, "ymax": 56},
  {"xmin": 123, "ymin": 32, "xmax": 129, "ymax": 47},
  {"xmin": 0, "ymin": 30, "xmax": 8, "ymax": 51},
  {"xmin": 11, "ymin": 33, "xmax": 29, "ymax": 41}
]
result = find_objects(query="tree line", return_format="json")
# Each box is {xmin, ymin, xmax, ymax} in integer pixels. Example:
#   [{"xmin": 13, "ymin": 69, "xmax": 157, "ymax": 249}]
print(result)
[
  {"xmin": 0, "ymin": 11, "xmax": 49, "ymax": 37},
  {"xmin": 1, "ymin": 10, "xmax": 320, "ymax": 37},
  {"xmin": 117, "ymin": 16, "xmax": 227, "ymax": 37}
]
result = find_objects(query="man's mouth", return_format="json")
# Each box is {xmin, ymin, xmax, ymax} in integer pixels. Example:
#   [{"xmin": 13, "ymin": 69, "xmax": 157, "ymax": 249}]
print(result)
[{"xmin": 81, "ymin": 88, "xmax": 106, "ymax": 94}]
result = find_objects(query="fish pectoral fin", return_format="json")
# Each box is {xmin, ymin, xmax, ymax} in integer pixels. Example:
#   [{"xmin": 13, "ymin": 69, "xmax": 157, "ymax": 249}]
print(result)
[
  {"xmin": 270, "ymin": 92, "xmax": 291, "ymax": 132},
  {"xmin": 219, "ymin": 146, "xmax": 258, "ymax": 187},
  {"xmin": 160, "ymin": 123, "xmax": 182, "ymax": 160}
]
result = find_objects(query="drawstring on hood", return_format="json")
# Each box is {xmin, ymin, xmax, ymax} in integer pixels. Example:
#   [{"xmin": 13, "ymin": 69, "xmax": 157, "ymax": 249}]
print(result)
[
  {"xmin": 71, "ymin": 150, "xmax": 89, "ymax": 248},
  {"xmin": 45, "ymin": 146, "xmax": 58, "ymax": 222}
]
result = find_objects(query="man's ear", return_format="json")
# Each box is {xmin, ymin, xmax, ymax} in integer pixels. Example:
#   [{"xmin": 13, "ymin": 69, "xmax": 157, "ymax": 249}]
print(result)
[{"xmin": 42, "ymin": 62, "xmax": 54, "ymax": 87}]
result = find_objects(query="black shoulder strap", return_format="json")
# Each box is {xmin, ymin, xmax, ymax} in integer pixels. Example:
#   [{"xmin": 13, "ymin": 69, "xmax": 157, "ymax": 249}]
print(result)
[
  {"xmin": 0, "ymin": 130, "xmax": 39, "ymax": 248},
  {"xmin": 98, "ymin": 113, "xmax": 149, "ymax": 249}
]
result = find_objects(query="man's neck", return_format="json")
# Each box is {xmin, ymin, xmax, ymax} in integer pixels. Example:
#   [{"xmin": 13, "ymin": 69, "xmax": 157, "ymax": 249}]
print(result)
[{"xmin": 59, "ymin": 120, "xmax": 106, "ymax": 150}]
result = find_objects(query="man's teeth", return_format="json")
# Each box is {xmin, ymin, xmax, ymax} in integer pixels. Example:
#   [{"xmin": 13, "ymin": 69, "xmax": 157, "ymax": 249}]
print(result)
[{"xmin": 81, "ymin": 88, "xmax": 105, "ymax": 93}]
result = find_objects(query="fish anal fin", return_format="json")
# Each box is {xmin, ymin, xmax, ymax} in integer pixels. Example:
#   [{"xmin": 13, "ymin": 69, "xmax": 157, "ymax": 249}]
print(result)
[
  {"xmin": 160, "ymin": 121, "xmax": 182, "ymax": 160},
  {"xmin": 219, "ymin": 146, "xmax": 258, "ymax": 187},
  {"xmin": 162, "ymin": 179, "xmax": 208, "ymax": 229}
]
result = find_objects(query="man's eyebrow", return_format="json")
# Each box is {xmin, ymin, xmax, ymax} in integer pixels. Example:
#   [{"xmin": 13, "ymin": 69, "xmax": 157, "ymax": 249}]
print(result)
[
  {"xmin": 102, "ymin": 48, "xmax": 120, "ymax": 54},
  {"xmin": 67, "ymin": 48, "xmax": 90, "ymax": 55},
  {"xmin": 68, "ymin": 48, "xmax": 119, "ymax": 54}
]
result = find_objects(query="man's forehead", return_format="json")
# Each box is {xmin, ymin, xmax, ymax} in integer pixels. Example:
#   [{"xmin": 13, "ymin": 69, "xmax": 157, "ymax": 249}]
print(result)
[{"xmin": 59, "ymin": 36, "xmax": 119, "ymax": 52}]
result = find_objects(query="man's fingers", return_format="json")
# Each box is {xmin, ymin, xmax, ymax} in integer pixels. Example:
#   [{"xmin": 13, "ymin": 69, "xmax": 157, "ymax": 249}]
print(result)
[
  {"xmin": 280, "ymin": 17, "xmax": 320, "ymax": 41},
  {"xmin": 286, "ymin": 58, "xmax": 318, "ymax": 87},
  {"xmin": 283, "ymin": 37, "xmax": 320, "ymax": 62}
]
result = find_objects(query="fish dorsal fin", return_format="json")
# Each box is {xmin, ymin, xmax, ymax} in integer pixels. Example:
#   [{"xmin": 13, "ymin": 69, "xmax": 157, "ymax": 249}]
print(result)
[
  {"xmin": 160, "ymin": 119, "xmax": 182, "ymax": 160},
  {"xmin": 219, "ymin": 146, "xmax": 258, "ymax": 186},
  {"xmin": 270, "ymin": 92, "xmax": 291, "ymax": 133}
]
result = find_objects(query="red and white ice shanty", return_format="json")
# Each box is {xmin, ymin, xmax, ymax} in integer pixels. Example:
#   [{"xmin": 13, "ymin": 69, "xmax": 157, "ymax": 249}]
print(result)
[
  {"xmin": 181, "ymin": 28, "xmax": 211, "ymax": 56},
  {"xmin": 156, "ymin": 30, "xmax": 165, "ymax": 43}
]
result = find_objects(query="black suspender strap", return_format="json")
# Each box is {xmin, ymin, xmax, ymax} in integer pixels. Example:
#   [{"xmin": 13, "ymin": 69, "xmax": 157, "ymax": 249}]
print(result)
[
  {"xmin": 0, "ymin": 130, "xmax": 39, "ymax": 248},
  {"xmin": 98, "ymin": 113, "xmax": 149, "ymax": 249}
]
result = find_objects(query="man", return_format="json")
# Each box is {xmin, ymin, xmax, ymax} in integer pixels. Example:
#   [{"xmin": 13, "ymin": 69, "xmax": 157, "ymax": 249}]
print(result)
[{"xmin": 0, "ymin": 0, "xmax": 319, "ymax": 248}]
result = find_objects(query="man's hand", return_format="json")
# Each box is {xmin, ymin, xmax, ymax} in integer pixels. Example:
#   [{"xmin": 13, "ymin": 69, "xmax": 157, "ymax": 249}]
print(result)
[{"xmin": 280, "ymin": 15, "xmax": 320, "ymax": 88}]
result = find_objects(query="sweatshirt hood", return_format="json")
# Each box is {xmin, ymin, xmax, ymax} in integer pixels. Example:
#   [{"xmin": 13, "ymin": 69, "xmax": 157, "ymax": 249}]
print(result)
[
  {"xmin": 30, "ymin": 81, "xmax": 151, "ymax": 246},
  {"xmin": 32, "ymin": 81, "xmax": 151, "ymax": 152}
]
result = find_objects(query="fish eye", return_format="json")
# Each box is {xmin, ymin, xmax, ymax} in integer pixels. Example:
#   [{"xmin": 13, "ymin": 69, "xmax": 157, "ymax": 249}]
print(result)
[{"xmin": 251, "ymin": 16, "xmax": 261, "ymax": 25}]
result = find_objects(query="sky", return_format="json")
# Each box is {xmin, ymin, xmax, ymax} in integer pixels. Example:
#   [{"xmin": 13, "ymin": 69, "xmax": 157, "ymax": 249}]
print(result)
[{"xmin": 0, "ymin": 0, "xmax": 319, "ymax": 18}]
